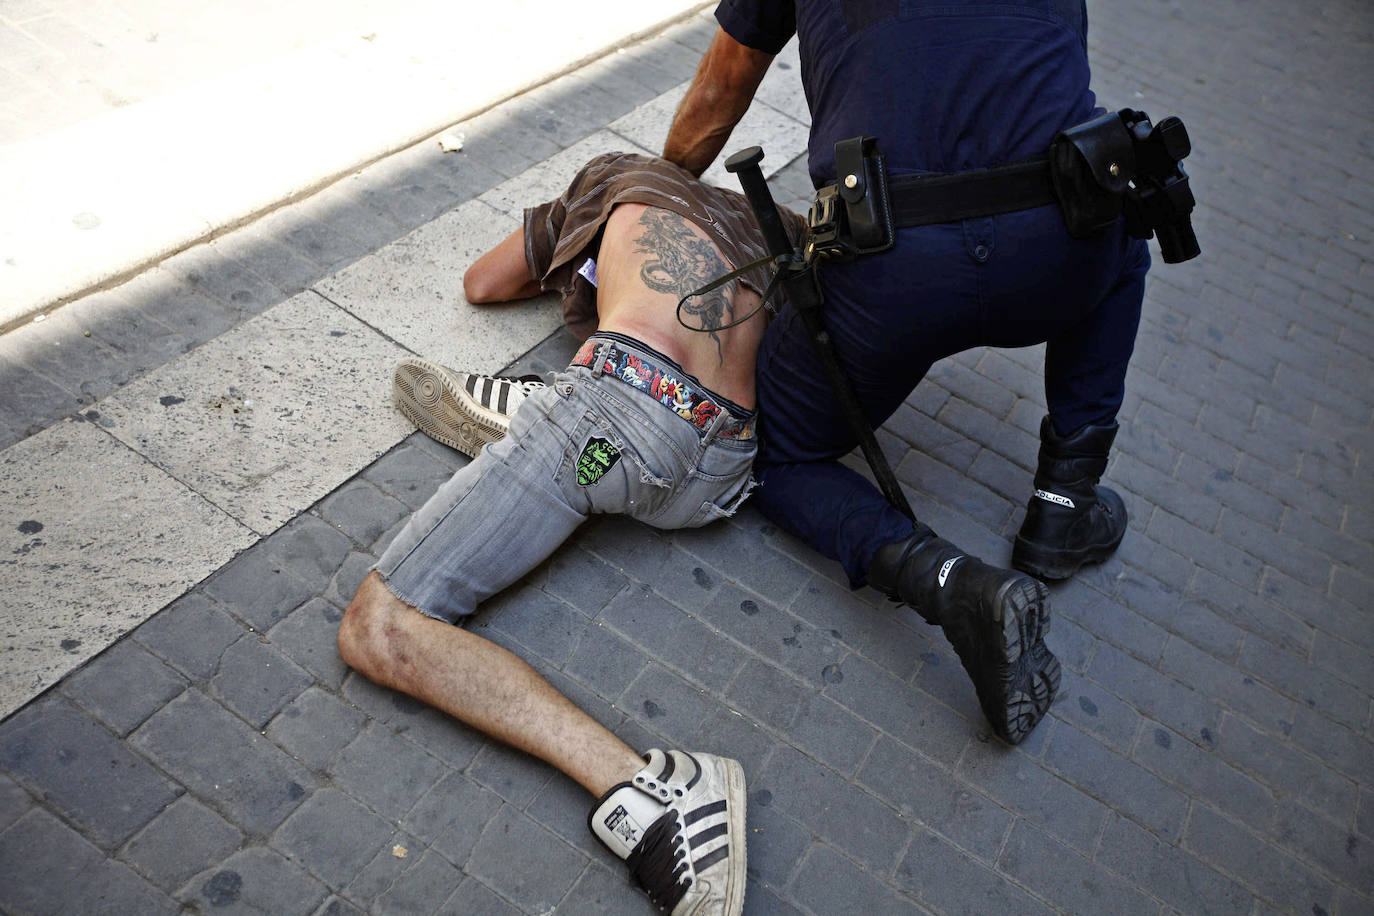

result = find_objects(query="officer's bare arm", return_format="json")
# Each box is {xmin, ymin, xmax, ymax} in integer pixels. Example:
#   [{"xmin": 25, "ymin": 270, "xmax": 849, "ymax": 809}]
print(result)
[{"xmin": 663, "ymin": 27, "xmax": 774, "ymax": 177}]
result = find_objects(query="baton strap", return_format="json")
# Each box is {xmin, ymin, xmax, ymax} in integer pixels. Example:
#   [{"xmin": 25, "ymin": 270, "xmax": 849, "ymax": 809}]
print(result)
[{"xmin": 887, "ymin": 158, "xmax": 1057, "ymax": 228}]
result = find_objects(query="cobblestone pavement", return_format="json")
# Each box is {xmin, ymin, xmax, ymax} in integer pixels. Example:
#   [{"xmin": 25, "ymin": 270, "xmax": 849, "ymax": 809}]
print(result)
[{"xmin": 2, "ymin": 0, "xmax": 1373, "ymax": 913}]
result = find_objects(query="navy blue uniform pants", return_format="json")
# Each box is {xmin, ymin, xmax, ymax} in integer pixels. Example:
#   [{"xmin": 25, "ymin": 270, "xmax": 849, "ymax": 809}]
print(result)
[{"xmin": 751, "ymin": 204, "xmax": 1151, "ymax": 586}]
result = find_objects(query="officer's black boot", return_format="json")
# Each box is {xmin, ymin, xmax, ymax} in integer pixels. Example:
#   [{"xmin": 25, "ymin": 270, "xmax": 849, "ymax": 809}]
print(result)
[
  {"xmin": 869, "ymin": 527, "xmax": 1060, "ymax": 745},
  {"xmin": 1012, "ymin": 416, "xmax": 1128, "ymax": 581}
]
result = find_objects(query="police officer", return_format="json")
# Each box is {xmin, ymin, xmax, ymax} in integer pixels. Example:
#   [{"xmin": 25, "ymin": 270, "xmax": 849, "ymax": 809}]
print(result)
[{"xmin": 663, "ymin": 0, "xmax": 1151, "ymax": 744}]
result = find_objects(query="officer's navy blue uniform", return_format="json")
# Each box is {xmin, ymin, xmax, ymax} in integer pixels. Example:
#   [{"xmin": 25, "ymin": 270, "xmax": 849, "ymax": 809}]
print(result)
[{"xmin": 717, "ymin": 0, "xmax": 1152, "ymax": 585}]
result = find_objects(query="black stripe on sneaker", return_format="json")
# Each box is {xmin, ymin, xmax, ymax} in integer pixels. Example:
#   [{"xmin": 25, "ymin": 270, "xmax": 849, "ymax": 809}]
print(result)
[
  {"xmin": 657, "ymin": 753, "xmax": 675, "ymax": 782},
  {"xmin": 465, "ymin": 375, "xmax": 478, "ymax": 396},
  {"xmin": 496, "ymin": 379, "xmax": 510, "ymax": 414},
  {"xmin": 693, "ymin": 845, "xmax": 728, "ymax": 873},
  {"xmin": 688, "ymin": 823, "xmax": 726, "ymax": 848},
  {"xmin": 684, "ymin": 801, "xmax": 726, "ymax": 825},
  {"xmin": 682, "ymin": 752, "xmax": 702, "ymax": 790},
  {"xmin": 479, "ymin": 377, "xmax": 495, "ymax": 406}
]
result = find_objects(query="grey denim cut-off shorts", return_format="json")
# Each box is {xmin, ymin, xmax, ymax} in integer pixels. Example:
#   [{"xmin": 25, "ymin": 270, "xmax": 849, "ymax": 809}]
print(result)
[{"xmin": 375, "ymin": 333, "xmax": 758, "ymax": 624}]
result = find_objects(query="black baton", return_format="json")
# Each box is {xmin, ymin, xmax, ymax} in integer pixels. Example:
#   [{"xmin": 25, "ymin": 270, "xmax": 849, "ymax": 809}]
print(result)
[{"xmin": 725, "ymin": 146, "xmax": 915, "ymax": 521}]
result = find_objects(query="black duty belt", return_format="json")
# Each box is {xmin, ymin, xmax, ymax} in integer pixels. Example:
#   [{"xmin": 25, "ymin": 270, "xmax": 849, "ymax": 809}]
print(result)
[{"xmin": 888, "ymin": 158, "xmax": 1057, "ymax": 228}]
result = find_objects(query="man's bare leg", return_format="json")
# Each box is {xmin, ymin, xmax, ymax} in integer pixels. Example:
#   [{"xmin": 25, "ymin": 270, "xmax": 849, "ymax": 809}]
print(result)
[
  {"xmin": 339, "ymin": 571, "xmax": 642, "ymax": 796},
  {"xmin": 464, "ymin": 227, "xmax": 542, "ymax": 303}
]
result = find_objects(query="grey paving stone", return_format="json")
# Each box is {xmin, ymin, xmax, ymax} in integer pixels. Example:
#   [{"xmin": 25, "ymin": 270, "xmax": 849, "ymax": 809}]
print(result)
[
  {"xmin": 338, "ymin": 673, "xmax": 484, "ymax": 768},
  {"xmin": 1097, "ymin": 812, "xmax": 1252, "ymax": 915},
  {"xmin": 1051, "ymin": 669, "xmax": 1143, "ymax": 753},
  {"xmin": 1216, "ymin": 712, "xmax": 1357, "ymax": 826},
  {"xmin": 1054, "ymin": 578, "xmax": 1170, "ymax": 662},
  {"xmin": 324, "ymin": 551, "xmax": 376, "ymax": 609},
  {"xmin": 337, "ymin": 826, "xmax": 419, "ymax": 907},
  {"xmin": 314, "ymin": 896, "xmax": 366, "ymax": 916},
  {"xmin": 124, "ymin": 267, "xmax": 244, "ymax": 354},
  {"xmin": 618, "ymin": 663, "xmax": 718, "ymax": 741},
  {"xmin": 0, "ymin": 698, "xmax": 181, "ymax": 850},
  {"xmin": 261, "ymin": 512, "xmax": 356, "ymax": 593},
  {"xmin": 1238, "ymin": 636, "xmax": 1369, "ymax": 730},
  {"xmin": 599, "ymin": 583, "xmax": 748, "ymax": 692},
  {"xmin": 120, "ymin": 796, "xmax": 244, "ymax": 892},
  {"xmin": 553, "ymin": 860, "xmax": 645, "ymax": 916},
  {"xmin": 579, "ymin": 518, "xmax": 721, "ymax": 613},
  {"xmin": 997, "ymin": 818, "xmax": 1158, "ymax": 914},
  {"xmin": 403, "ymin": 770, "xmax": 504, "ymax": 865},
  {"xmin": 1159, "ymin": 634, "xmax": 1296, "ymax": 736},
  {"xmin": 693, "ymin": 583, "xmax": 847, "ymax": 687},
  {"xmin": 463, "ymin": 805, "xmax": 588, "ymax": 912},
  {"xmin": 0, "ymin": 808, "xmax": 105, "ymax": 916},
  {"xmin": 371, "ymin": 848, "xmax": 465, "ymax": 915},
  {"xmin": 1270, "ymin": 797, "xmax": 1373, "ymax": 897},
  {"xmin": 272, "ymin": 789, "xmax": 395, "ymax": 891},
  {"xmin": 791, "ymin": 843, "xmax": 928, "ymax": 914},
  {"xmin": 742, "ymin": 798, "xmax": 810, "ymax": 891},
  {"xmin": 725, "ymin": 658, "xmax": 876, "ymax": 775},
  {"xmin": 894, "ymin": 827, "xmax": 1054, "ymax": 915},
  {"xmin": 1087, "ymin": 642, "xmax": 1220, "ymax": 744},
  {"xmin": 523, "ymin": 771, "xmax": 604, "ymax": 860},
  {"xmin": 756, "ymin": 745, "xmax": 910, "ymax": 874},
  {"xmin": 3, "ymin": 307, "xmax": 138, "ymax": 406},
  {"xmin": 484, "ymin": 584, "xmax": 595, "ymax": 668},
  {"xmin": 61, "ymin": 638, "xmax": 187, "ymax": 735},
  {"xmin": 266, "ymin": 598, "xmax": 348, "ymax": 689},
  {"xmin": 133, "ymin": 591, "xmax": 246, "ymax": 680},
  {"xmin": 319, "ymin": 479, "xmax": 412, "ymax": 548},
  {"xmin": 73, "ymin": 856, "xmax": 182, "ymax": 916},
  {"xmin": 1043, "ymin": 721, "xmax": 1189, "ymax": 840},
  {"xmin": 202, "ymin": 541, "xmax": 319, "ymax": 631},
  {"xmin": 0, "ymin": 771, "xmax": 31, "ymax": 834},
  {"xmin": 328, "ymin": 722, "xmax": 448, "ymax": 823},
  {"xmin": 208, "ymin": 227, "xmax": 329, "ymax": 300},
  {"xmin": 538, "ymin": 544, "xmax": 630, "ymax": 615},
  {"xmin": 465, "ymin": 741, "xmax": 556, "ymax": 809},
  {"xmin": 956, "ymin": 737, "xmax": 1106, "ymax": 855},
  {"xmin": 821, "ymin": 652, "xmax": 973, "ymax": 767},
  {"xmin": 671, "ymin": 516, "xmax": 813, "ymax": 609},
  {"xmin": 441, "ymin": 877, "xmax": 523, "ymax": 915},
  {"xmin": 265, "ymin": 686, "xmax": 367, "ymax": 772},
  {"xmin": 857, "ymin": 735, "xmax": 1014, "ymax": 863},
  {"xmin": 178, "ymin": 846, "xmax": 328, "ymax": 914},
  {"xmin": 361, "ymin": 443, "xmax": 456, "ymax": 511},
  {"xmin": 209, "ymin": 633, "xmax": 314, "ymax": 728},
  {"xmin": 160, "ymin": 242, "xmax": 288, "ymax": 316},
  {"xmin": 0, "ymin": 350, "xmax": 84, "ymax": 434},
  {"xmin": 1184, "ymin": 804, "xmax": 1336, "ymax": 914},
  {"xmin": 130, "ymin": 689, "xmax": 315, "ymax": 834},
  {"xmin": 1186, "ymin": 566, "xmax": 1313, "ymax": 655},
  {"xmin": 787, "ymin": 573, "xmax": 932, "ymax": 681}
]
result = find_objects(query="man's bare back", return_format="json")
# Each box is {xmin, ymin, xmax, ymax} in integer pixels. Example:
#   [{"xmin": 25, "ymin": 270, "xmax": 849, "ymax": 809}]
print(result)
[{"xmin": 587, "ymin": 202, "xmax": 765, "ymax": 409}]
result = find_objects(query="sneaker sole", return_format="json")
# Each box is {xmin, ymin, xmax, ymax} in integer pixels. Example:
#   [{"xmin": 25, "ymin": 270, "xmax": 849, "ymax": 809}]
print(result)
[
  {"xmin": 946, "ymin": 574, "xmax": 1060, "ymax": 745},
  {"xmin": 679, "ymin": 756, "xmax": 747, "ymax": 916},
  {"xmin": 392, "ymin": 358, "xmax": 507, "ymax": 459}
]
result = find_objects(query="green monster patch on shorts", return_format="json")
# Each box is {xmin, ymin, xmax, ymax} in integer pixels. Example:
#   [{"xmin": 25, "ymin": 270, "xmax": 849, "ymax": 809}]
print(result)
[{"xmin": 576, "ymin": 436, "xmax": 621, "ymax": 486}]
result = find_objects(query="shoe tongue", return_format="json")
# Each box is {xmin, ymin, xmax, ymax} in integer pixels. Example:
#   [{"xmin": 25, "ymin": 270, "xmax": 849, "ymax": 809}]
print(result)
[{"xmin": 590, "ymin": 783, "xmax": 667, "ymax": 860}]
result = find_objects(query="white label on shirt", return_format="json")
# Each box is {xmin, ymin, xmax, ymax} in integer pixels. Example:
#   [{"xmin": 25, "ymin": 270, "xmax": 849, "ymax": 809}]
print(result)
[{"xmin": 577, "ymin": 258, "xmax": 598, "ymax": 287}]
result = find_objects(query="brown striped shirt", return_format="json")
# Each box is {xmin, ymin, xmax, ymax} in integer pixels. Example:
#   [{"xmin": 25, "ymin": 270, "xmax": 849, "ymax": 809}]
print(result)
[{"xmin": 524, "ymin": 152, "xmax": 806, "ymax": 342}]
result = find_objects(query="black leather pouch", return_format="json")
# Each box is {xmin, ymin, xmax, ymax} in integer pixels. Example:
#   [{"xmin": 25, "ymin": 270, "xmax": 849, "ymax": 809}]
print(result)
[{"xmin": 1050, "ymin": 112, "xmax": 1136, "ymax": 238}]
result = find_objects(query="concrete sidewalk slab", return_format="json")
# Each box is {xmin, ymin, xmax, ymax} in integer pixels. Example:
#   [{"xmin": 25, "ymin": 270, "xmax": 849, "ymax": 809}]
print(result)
[
  {"xmin": 0, "ymin": 0, "xmax": 711, "ymax": 330},
  {"xmin": 316, "ymin": 200, "xmax": 562, "ymax": 374},
  {"xmin": 0, "ymin": 421, "xmax": 255, "ymax": 717},
  {"xmin": 97, "ymin": 291, "xmax": 413, "ymax": 536}
]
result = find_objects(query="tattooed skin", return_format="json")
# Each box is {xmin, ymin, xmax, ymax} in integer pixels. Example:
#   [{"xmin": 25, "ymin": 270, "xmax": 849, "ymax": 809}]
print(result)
[{"xmin": 633, "ymin": 209, "xmax": 737, "ymax": 363}]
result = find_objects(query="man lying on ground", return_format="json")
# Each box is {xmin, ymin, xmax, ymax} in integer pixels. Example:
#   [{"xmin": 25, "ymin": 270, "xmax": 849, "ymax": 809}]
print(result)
[{"xmin": 338, "ymin": 151, "xmax": 801, "ymax": 916}]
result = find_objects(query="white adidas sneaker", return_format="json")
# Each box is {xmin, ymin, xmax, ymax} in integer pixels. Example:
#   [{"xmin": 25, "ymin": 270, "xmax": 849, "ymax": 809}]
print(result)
[
  {"xmin": 589, "ymin": 749, "xmax": 746, "ymax": 916},
  {"xmin": 392, "ymin": 357, "xmax": 546, "ymax": 458}
]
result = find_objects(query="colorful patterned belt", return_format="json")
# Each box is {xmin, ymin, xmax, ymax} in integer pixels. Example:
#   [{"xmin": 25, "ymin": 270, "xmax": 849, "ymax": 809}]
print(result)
[{"xmin": 571, "ymin": 337, "xmax": 755, "ymax": 440}]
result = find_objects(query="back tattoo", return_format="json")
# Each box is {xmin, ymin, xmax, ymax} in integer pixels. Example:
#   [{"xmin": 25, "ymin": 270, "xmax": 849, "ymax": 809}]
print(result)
[{"xmin": 633, "ymin": 209, "xmax": 738, "ymax": 363}]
